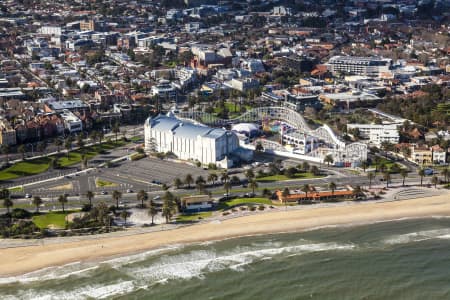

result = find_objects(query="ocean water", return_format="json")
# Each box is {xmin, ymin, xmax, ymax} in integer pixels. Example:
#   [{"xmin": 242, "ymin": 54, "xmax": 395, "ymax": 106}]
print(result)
[{"xmin": 2, "ymin": 218, "xmax": 450, "ymax": 299}]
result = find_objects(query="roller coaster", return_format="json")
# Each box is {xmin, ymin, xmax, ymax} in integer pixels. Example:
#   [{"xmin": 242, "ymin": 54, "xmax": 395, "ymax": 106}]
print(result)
[{"xmin": 174, "ymin": 106, "xmax": 367, "ymax": 163}]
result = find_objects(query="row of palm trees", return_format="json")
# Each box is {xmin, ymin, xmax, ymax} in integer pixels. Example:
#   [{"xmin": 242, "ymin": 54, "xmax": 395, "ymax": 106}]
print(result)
[{"xmin": 366, "ymin": 167, "xmax": 450, "ymax": 189}]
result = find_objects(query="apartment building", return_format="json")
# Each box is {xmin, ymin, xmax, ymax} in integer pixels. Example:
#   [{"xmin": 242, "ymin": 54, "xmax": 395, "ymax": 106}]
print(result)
[
  {"xmin": 327, "ymin": 56, "xmax": 392, "ymax": 77},
  {"xmin": 346, "ymin": 123, "xmax": 399, "ymax": 146}
]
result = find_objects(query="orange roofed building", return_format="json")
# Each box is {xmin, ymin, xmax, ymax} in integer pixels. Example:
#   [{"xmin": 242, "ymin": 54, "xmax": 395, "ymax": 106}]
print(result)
[{"xmin": 276, "ymin": 187, "xmax": 356, "ymax": 204}]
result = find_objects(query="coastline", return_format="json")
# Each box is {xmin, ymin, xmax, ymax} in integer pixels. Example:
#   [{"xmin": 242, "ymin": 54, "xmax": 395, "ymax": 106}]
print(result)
[{"xmin": 1, "ymin": 192, "xmax": 450, "ymax": 278}]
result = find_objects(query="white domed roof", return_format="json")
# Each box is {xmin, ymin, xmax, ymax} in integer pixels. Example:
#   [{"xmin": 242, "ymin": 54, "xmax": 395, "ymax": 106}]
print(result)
[{"xmin": 232, "ymin": 123, "xmax": 259, "ymax": 133}]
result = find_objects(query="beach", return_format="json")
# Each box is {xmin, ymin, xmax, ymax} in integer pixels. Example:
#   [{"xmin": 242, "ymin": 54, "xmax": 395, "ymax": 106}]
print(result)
[{"xmin": 1, "ymin": 192, "xmax": 450, "ymax": 278}]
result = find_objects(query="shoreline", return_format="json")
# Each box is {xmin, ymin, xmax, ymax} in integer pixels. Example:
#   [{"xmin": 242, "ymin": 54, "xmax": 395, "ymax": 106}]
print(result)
[{"xmin": 1, "ymin": 191, "xmax": 450, "ymax": 278}]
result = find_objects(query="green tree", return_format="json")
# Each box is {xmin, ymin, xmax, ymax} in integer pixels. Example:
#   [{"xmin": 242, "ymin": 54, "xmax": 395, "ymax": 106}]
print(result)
[
  {"xmin": 418, "ymin": 168, "xmax": 425, "ymax": 186},
  {"xmin": 65, "ymin": 136, "xmax": 73, "ymax": 159},
  {"xmin": 223, "ymin": 181, "xmax": 232, "ymax": 197},
  {"xmin": 195, "ymin": 175, "xmax": 206, "ymax": 193},
  {"xmin": 368, "ymin": 172, "xmax": 375, "ymax": 188},
  {"xmin": 221, "ymin": 171, "xmax": 229, "ymax": 183},
  {"xmin": 18, "ymin": 144, "xmax": 26, "ymax": 160},
  {"xmin": 173, "ymin": 177, "xmax": 183, "ymax": 189},
  {"xmin": 431, "ymin": 176, "xmax": 439, "ymax": 188},
  {"xmin": 32, "ymin": 196, "xmax": 43, "ymax": 213},
  {"xmin": 301, "ymin": 184, "xmax": 310, "ymax": 204},
  {"xmin": 112, "ymin": 121, "xmax": 120, "ymax": 142},
  {"xmin": 54, "ymin": 138, "xmax": 63, "ymax": 153},
  {"xmin": 137, "ymin": 190, "xmax": 148, "ymax": 208},
  {"xmin": 112, "ymin": 190, "xmax": 122, "ymax": 209},
  {"xmin": 324, "ymin": 154, "xmax": 334, "ymax": 167},
  {"xmin": 120, "ymin": 210, "xmax": 131, "ymax": 226},
  {"xmin": 1, "ymin": 144, "xmax": 10, "ymax": 163},
  {"xmin": 86, "ymin": 190, "xmax": 95, "ymax": 207},
  {"xmin": 441, "ymin": 168, "xmax": 449, "ymax": 184},
  {"xmin": 3, "ymin": 197, "xmax": 13, "ymax": 214},
  {"xmin": 184, "ymin": 174, "xmax": 193, "ymax": 189},
  {"xmin": 162, "ymin": 191, "xmax": 175, "ymax": 223},
  {"xmin": 208, "ymin": 173, "xmax": 218, "ymax": 185},
  {"xmin": 328, "ymin": 182, "xmax": 337, "ymax": 198},
  {"xmin": 58, "ymin": 194, "xmax": 68, "ymax": 213},
  {"xmin": 249, "ymin": 179, "xmax": 258, "ymax": 194},
  {"xmin": 245, "ymin": 169, "xmax": 255, "ymax": 180},
  {"xmin": 383, "ymin": 171, "xmax": 391, "ymax": 188},
  {"xmin": 148, "ymin": 199, "xmax": 158, "ymax": 225},
  {"xmin": 400, "ymin": 169, "xmax": 408, "ymax": 187}
]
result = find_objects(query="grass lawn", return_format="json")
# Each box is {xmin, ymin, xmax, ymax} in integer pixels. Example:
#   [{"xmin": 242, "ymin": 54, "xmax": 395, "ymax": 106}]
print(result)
[
  {"xmin": 0, "ymin": 141, "xmax": 126, "ymax": 181},
  {"xmin": 0, "ymin": 157, "xmax": 51, "ymax": 181},
  {"xmin": 96, "ymin": 178, "xmax": 118, "ymax": 187},
  {"xmin": 8, "ymin": 186, "xmax": 24, "ymax": 192},
  {"xmin": 32, "ymin": 211, "xmax": 72, "ymax": 229},
  {"xmin": 219, "ymin": 197, "xmax": 275, "ymax": 210},
  {"xmin": 176, "ymin": 211, "xmax": 212, "ymax": 222},
  {"xmin": 256, "ymin": 172, "xmax": 323, "ymax": 182}
]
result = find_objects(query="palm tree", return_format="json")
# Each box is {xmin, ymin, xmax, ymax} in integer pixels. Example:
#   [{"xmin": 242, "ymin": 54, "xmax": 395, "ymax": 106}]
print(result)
[
  {"xmin": 374, "ymin": 156, "xmax": 381, "ymax": 173},
  {"xmin": 208, "ymin": 173, "xmax": 218, "ymax": 186},
  {"xmin": 324, "ymin": 154, "xmax": 334, "ymax": 167},
  {"xmin": 301, "ymin": 162, "xmax": 310, "ymax": 172},
  {"xmin": 112, "ymin": 121, "xmax": 120, "ymax": 142},
  {"xmin": 162, "ymin": 191, "xmax": 175, "ymax": 223},
  {"xmin": 32, "ymin": 196, "xmax": 43, "ymax": 213},
  {"xmin": 310, "ymin": 165, "xmax": 320, "ymax": 176},
  {"xmin": 353, "ymin": 186, "xmax": 363, "ymax": 199},
  {"xmin": 3, "ymin": 198, "xmax": 13, "ymax": 214},
  {"xmin": 221, "ymin": 171, "xmax": 229, "ymax": 183},
  {"xmin": 148, "ymin": 199, "xmax": 158, "ymax": 225},
  {"xmin": 195, "ymin": 176, "xmax": 206, "ymax": 193},
  {"xmin": 245, "ymin": 169, "xmax": 255, "ymax": 180},
  {"xmin": 400, "ymin": 169, "xmax": 408, "ymax": 187},
  {"xmin": 1, "ymin": 145, "xmax": 10, "ymax": 164},
  {"xmin": 86, "ymin": 190, "xmax": 94, "ymax": 207},
  {"xmin": 383, "ymin": 171, "xmax": 391, "ymax": 188},
  {"xmin": 301, "ymin": 184, "xmax": 310, "ymax": 204},
  {"xmin": 367, "ymin": 172, "xmax": 375, "ymax": 189},
  {"xmin": 54, "ymin": 138, "xmax": 63, "ymax": 153},
  {"xmin": 18, "ymin": 144, "xmax": 26, "ymax": 160},
  {"xmin": 230, "ymin": 175, "xmax": 240, "ymax": 185},
  {"xmin": 65, "ymin": 136, "xmax": 73, "ymax": 159},
  {"xmin": 418, "ymin": 168, "xmax": 425, "ymax": 186},
  {"xmin": 112, "ymin": 190, "xmax": 122, "ymax": 209},
  {"xmin": 431, "ymin": 176, "xmax": 439, "ymax": 188},
  {"xmin": 223, "ymin": 181, "xmax": 232, "ymax": 197},
  {"xmin": 184, "ymin": 174, "xmax": 193, "ymax": 189},
  {"xmin": 58, "ymin": 194, "xmax": 68, "ymax": 212},
  {"xmin": 248, "ymin": 178, "xmax": 257, "ymax": 193},
  {"xmin": 76, "ymin": 134, "xmax": 85, "ymax": 150},
  {"xmin": 328, "ymin": 181, "xmax": 337, "ymax": 199},
  {"xmin": 137, "ymin": 190, "xmax": 148, "ymax": 208},
  {"xmin": 173, "ymin": 177, "xmax": 183, "ymax": 189},
  {"xmin": 441, "ymin": 167, "xmax": 449, "ymax": 184},
  {"xmin": 361, "ymin": 161, "xmax": 368, "ymax": 172},
  {"xmin": 120, "ymin": 210, "xmax": 131, "ymax": 226}
]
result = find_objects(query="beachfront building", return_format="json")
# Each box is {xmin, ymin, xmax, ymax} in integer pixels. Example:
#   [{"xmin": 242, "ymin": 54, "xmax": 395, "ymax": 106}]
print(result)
[
  {"xmin": 346, "ymin": 123, "xmax": 400, "ymax": 146},
  {"xmin": 181, "ymin": 195, "xmax": 214, "ymax": 211},
  {"xmin": 276, "ymin": 187, "xmax": 357, "ymax": 204},
  {"xmin": 144, "ymin": 113, "xmax": 248, "ymax": 168}
]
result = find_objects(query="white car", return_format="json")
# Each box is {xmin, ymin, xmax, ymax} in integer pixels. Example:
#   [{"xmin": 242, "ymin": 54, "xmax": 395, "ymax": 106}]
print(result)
[{"xmin": 25, "ymin": 193, "xmax": 32, "ymax": 198}]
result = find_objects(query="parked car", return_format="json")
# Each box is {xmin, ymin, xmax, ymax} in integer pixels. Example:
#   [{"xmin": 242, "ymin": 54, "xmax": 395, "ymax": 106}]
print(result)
[{"xmin": 25, "ymin": 193, "xmax": 32, "ymax": 198}]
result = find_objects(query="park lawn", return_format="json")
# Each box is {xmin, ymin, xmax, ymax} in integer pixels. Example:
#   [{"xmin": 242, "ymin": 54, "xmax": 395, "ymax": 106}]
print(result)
[
  {"xmin": 224, "ymin": 197, "xmax": 273, "ymax": 207},
  {"xmin": 32, "ymin": 211, "xmax": 72, "ymax": 229},
  {"xmin": 0, "ymin": 141, "xmax": 127, "ymax": 181},
  {"xmin": 8, "ymin": 186, "xmax": 24, "ymax": 192},
  {"xmin": 176, "ymin": 211, "xmax": 212, "ymax": 222},
  {"xmin": 0, "ymin": 157, "xmax": 51, "ymax": 181},
  {"xmin": 256, "ymin": 172, "xmax": 323, "ymax": 182},
  {"xmin": 96, "ymin": 178, "xmax": 118, "ymax": 187}
]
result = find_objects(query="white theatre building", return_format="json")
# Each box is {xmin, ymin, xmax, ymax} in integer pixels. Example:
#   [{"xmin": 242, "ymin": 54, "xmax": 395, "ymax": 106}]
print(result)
[{"xmin": 144, "ymin": 113, "xmax": 242, "ymax": 167}]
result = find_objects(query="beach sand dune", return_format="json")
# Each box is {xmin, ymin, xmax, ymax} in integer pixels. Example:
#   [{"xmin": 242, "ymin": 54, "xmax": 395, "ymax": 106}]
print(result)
[{"xmin": 1, "ymin": 193, "xmax": 450, "ymax": 277}]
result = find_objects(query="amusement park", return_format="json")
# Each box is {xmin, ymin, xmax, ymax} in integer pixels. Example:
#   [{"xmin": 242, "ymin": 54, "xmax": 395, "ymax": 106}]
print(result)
[{"xmin": 173, "ymin": 106, "xmax": 368, "ymax": 167}]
